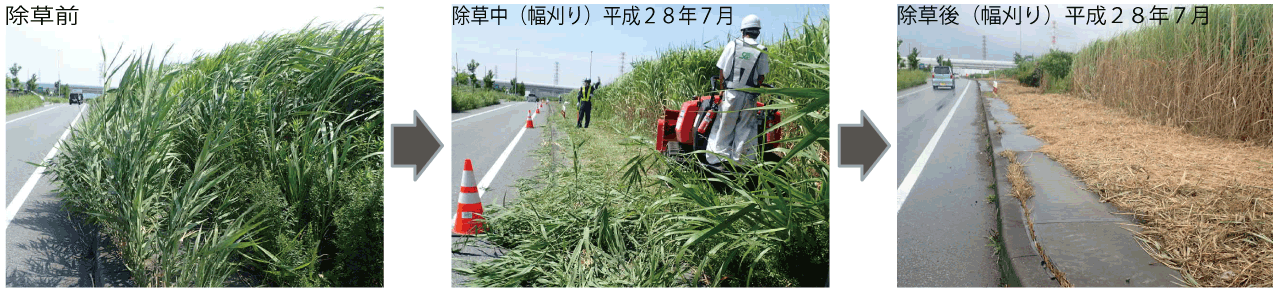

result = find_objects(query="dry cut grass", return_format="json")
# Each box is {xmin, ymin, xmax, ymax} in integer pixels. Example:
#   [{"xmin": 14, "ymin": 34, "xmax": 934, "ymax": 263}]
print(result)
[
  {"xmin": 999, "ymin": 150, "xmax": 1070, "ymax": 287},
  {"xmin": 998, "ymin": 81, "xmax": 1273, "ymax": 287}
]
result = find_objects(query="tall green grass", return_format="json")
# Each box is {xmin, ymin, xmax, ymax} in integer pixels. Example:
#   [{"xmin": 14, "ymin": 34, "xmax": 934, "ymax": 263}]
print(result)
[
  {"xmin": 897, "ymin": 69, "xmax": 928, "ymax": 90},
  {"xmin": 48, "ymin": 15, "xmax": 383, "ymax": 287},
  {"xmin": 452, "ymin": 85, "xmax": 518, "ymax": 112},
  {"xmin": 1072, "ymin": 4, "xmax": 1273, "ymax": 143},
  {"xmin": 7, "ymin": 94, "xmax": 45, "ymax": 114},
  {"xmin": 584, "ymin": 15, "xmax": 829, "ymax": 136},
  {"xmin": 460, "ymin": 14, "xmax": 829, "ymax": 287}
]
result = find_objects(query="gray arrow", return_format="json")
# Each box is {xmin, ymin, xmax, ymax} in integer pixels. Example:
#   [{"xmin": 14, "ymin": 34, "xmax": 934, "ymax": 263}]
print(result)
[
  {"xmin": 391, "ymin": 110, "xmax": 443, "ymax": 181},
  {"xmin": 839, "ymin": 110, "xmax": 890, "ymax": 181}
]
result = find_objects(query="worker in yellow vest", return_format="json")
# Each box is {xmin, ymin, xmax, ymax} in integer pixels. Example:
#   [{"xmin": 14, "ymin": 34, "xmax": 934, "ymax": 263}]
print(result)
[{"xmin": 577, "ymin": 78, "xmax": 594, "ymax": 128}]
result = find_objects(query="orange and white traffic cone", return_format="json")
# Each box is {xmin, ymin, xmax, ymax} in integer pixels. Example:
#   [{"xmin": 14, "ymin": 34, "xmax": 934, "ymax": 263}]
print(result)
[
  {"xmin": 525, "ymin": 110, "xmax": 535, "ymax": 128},
  {"xmin": 454, "ymin": 159, "xmax": 484, "ymax": 235}
]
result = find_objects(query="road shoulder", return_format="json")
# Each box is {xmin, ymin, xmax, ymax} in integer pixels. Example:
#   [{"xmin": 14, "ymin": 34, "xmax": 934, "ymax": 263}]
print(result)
[{"xmin": 980, "ymin": 80, "xmax": 1179, "ymax": 286}]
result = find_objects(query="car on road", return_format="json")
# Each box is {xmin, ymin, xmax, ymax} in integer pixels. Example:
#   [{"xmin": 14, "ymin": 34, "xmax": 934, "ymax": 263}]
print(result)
[
  {"xmin": 526, "ymin": 93, "xmax": 537, "ymax": 102},
  {"xmin": 932, "ymin": 66, "xmax": 954, "ymax": 90},
  {"xmin": 69, "ymin": 91, "xmax": 84, "ymax": 105}
]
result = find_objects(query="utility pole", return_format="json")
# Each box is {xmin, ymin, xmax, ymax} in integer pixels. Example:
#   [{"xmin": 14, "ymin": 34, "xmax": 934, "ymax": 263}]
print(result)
[
  {"xmin": 589, "ymin": 51, "xmax": 593, "ymax": 81},
  {"xmin": 515, "ymin": 49, "xmax": 518, "ymax": 80},
  {"xmin": 619, "ymin": 52, "xmax": 625, "ymax": 75},
  {"xmin": 554, "ymin": 62, "xmax": 559, "ymax": 86}
]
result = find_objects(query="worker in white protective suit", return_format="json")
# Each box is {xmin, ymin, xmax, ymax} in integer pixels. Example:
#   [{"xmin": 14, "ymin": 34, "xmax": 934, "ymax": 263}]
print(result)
[{"xmin": 707, "ymin": 14, "xmax": 769, "ymax": 168}]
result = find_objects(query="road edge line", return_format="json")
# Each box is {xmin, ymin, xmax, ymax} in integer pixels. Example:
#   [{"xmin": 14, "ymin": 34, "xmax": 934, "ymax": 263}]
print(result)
[
  {"xmin": 5, "ymin": 104, "xmax": 61, "ymax": 125},
  {"xmin": 896, "ymin": 80, "xmax": 971, "ymax": 212},
  {"xmin": 896, "ymin": 86, "xmax": 926, "ymax": 100},
  {"xmin": 5, "ymin": 104, "xmax": 86, "ymax": 228},
  {"xmin": 452, "ymin": 101, "xmax": 520, "ymax": 123}
]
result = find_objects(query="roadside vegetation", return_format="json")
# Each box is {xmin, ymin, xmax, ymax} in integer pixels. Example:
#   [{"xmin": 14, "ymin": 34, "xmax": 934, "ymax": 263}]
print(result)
[
  {"xmin": 47, "ymin": 15, "xmax": 383, "ymax": 287},
  {"xmin": 5, "ymin": 93, "xmax": 71, "ymax": 115},
  {"xmin": 452, "ymin": 59, "xmax": 524, "ymax": 112},
  {"xmin": 1072, "ymin": 4, "xmax": 1273, "ymax": 144},
  {"xmin": 897, "ymin": 69, "xmax": 928, "ymax": 90},
  {"xmin": 6, "ymin": 94, "xmax": 46, "ymax": 114},
  {"xmin": 452, "ymin": 85, "xmax": 519, "ymax": 112},
  {"xmin": 46, "ymin": 95, "xmax": 69, "ymax": 103},
  {"xmin": 1008, "ymin": 4, "xmax": 1273, "ymax": 145},
  {"xmin": 459, "ymin": 14, "xmax": 829, "ymax": 287},
  {"xmin": 1035, "ymin": 4, "xmax": 1273, "ymax": 286},
  {"xmin": 7, "ymin": 62, "xmax": 75, "ymax": 114},
  {"xmin": 989, "ymin": 6, "xmax": 1273, "ymax": 282},
  {"xmin": 995, "ymin": 80, "xmax": 1273, "ymax": 287}
]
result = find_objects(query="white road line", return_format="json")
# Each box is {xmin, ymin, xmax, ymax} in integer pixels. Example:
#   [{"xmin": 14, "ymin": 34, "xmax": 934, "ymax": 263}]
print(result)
[
  {"xmin": 6, "ymin": 105, "xmax": 60, "ymax": 124},
  {"xmin": 6, "ymin": 104, "xmax": 86, "ymax": 228},
  {"xmin": 452, "ymin": 101, "xmax": 521, "ymax": 123},
  {"xmin": 897, "ymin": 82, "xmax": 971, "ymax": 213},
  {"xmin": 897, "ymin": 86, "xmax": 927, "ymax": 99},
  {"xmin": 453, "ymin": 104, "xmax": 540, "ymax": 225}
]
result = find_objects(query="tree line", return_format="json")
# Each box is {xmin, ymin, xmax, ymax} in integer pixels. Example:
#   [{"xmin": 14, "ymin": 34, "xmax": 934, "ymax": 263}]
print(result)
[
  {"xmin": 6, "ymin": 63, "xmax": 73, "ymax": 97},
  {"xmin": 454, "ymin": 59, "xmax": 525, "ymax": 96}
]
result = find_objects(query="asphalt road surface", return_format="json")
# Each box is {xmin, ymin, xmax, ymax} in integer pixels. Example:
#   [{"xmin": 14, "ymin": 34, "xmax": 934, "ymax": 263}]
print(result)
[
  {"xmin": 449, "ymin": 100, "xmax": 550, "ymax": 286},
  {"xmin": 895, "ymin": 79, "xmax": 1000, "ymax": 286},
  {"xmin": 4, "ymin": 103, "xmax": 111, "ymax": 287}
]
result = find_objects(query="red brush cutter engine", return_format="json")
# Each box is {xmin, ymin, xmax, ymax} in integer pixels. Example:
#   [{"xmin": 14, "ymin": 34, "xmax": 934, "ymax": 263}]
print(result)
[{"xmin": 655, "ymin": 92, "xmax": 782, "ymax": 160}]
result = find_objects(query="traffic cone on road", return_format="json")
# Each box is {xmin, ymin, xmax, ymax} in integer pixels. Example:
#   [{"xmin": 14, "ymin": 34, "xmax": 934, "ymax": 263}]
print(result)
[
  {"xmin": 525, "ymin": 110, "xmax": 535, "ymax": 128},
  {"xmin": 454, "ymin": 159, "xmax": 485, "ymax": 235}
]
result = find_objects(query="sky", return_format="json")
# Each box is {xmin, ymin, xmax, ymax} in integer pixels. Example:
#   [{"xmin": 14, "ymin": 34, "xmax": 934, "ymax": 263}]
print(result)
[
  {"xmin": 894, "ymin": 4, "xmax": 1185, "ymax": 62},
  {"xmin": 451, "ymin": 4, "xmax": 829, "ymax": 87},
  {"xmin": 5, "ymin": 3, "xmax": 383, "ymax": 87}
]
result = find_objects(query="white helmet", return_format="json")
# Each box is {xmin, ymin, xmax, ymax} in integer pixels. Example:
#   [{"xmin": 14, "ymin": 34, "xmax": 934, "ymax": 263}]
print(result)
[{"xmin": 741, "ymin": 14, "xmax": 761, "ymax": 30}]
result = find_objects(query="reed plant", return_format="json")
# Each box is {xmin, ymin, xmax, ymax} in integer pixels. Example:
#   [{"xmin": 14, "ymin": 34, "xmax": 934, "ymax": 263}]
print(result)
[
  {"xmin": 48, "ymin": 15, "xmax": 384, "ymax": 287},
  {"xmin": 1071, "ymin": 4, "xmax": 1273, "ymax": 144},
  {"xmin": 459, "ymin": 13, "xmax": 830, "ymax": 287}
]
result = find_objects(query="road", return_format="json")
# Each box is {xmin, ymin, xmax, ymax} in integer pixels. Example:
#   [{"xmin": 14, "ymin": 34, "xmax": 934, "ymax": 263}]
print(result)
[
  {"xmin": 449, "ymin": 100, "xmax": 551, "ymax": 286},
  {"xmin": 4, "ymin": 103, "xmax": 110, "ymax": 287},
  {"xmin": 895, "ymin": 79, "xmax": 1000, "ymax": 286}
]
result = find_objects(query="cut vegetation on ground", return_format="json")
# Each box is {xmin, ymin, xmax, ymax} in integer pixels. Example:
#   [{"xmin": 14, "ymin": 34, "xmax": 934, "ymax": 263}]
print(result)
[
  {"xmin": 997, "ymin": 81, "xmax": 1273, "ymax": 286},
  {"xmin": 457, "ymin": 15, "xmax": 829, "ymax": 287},
  {"xmin": 47, "ymin": 15, "xmax": 384, "ymax": 287},
  {"xmin": 998, "ymin": 149, "xmax": 1070, "ymax": 287}
]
